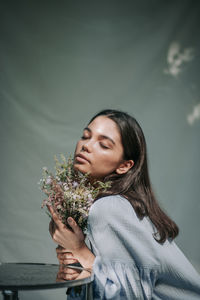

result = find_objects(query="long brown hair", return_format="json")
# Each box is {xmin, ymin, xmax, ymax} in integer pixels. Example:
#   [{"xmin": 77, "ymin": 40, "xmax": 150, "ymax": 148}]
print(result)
[{"xmin": 89, "ymin": 109, "xmax": 179, "ymax": 244}]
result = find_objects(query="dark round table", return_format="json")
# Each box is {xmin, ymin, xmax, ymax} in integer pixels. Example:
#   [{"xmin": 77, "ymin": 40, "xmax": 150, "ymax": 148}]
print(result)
[{"xmin": 0, "ymin": 263, "xmax": 93, "ymax": 300}]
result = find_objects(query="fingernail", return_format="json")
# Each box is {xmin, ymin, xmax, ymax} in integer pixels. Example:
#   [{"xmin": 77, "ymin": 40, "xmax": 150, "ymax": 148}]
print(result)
[{"xmin": 67, "ymin": 217, "xmax": 73, "ymax": 223}]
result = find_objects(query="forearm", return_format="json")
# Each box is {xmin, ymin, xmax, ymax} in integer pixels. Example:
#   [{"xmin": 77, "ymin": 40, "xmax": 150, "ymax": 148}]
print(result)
[{"xmin": 73, "ymin": 243, "xmax": 95, "ymax": 269}]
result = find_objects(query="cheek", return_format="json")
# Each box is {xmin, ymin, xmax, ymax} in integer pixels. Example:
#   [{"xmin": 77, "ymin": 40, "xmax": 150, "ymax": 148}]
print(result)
[
  {"xmin": 91, "ymin": 156, "xmax": 120, "ymax": 178},
  {"xmin": 94, "ymin": 150, "xmax": 122, "ymax": 169}
]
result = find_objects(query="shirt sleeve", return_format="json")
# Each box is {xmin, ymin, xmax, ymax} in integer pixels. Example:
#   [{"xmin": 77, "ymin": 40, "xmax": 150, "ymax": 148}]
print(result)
[{"xmin": 87, "ymin": 195, "xmax": 158, "ymax": 300}]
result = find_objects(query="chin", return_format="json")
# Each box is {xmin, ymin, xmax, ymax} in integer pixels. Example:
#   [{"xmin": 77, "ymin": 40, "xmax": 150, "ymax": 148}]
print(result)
[{"xmin": 73, "ymin": 163, "xmax": 89, "ymax": 174}]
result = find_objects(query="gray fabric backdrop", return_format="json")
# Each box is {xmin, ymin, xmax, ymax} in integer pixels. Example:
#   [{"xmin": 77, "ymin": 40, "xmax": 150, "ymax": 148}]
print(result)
[{"xmin": 0, "ymin": 1, "xmax": 200, "ymax": 299}]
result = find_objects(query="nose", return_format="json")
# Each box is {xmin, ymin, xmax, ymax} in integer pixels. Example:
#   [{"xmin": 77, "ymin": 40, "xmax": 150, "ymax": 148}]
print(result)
[{"xmin": 81, "ymin": 140, "xmax": 92, "ymax": 152}]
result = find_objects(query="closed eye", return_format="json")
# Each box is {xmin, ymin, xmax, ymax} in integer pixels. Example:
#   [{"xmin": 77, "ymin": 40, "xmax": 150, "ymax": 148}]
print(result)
[
  {"xmin": 99, "ymin": 142, "xmax": 110, "ymax": 149},
  {"xmin": 81, "ymin": 135, "xmax": 89, "ymax": 140}
]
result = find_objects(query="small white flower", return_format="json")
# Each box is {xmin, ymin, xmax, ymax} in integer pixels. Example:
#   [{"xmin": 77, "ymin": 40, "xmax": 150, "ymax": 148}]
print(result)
[
  {"xmin": 72, "ymin": 181, "xmax": 79, "ymax": 188},
  {"xmin": 46, "ymin": 177, "xmax": 52, "ymax": 185},
  {"xmin": 87, "ymin": 194, "xmax": 93, "ymax": 202}
]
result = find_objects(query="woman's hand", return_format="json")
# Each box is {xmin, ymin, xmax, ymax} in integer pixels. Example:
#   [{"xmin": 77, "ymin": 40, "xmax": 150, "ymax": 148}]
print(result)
[
  {"xmin": 56, "ymin": 264, "xmax": 81, "ymax": 281},
  {"xmin": 56, "ymin": 265, "xmax": 91, "ymax": 282},
  {"xmin": 48, "ymin": 205, "xmax": 85, "ymax": 252},
  {"xmin": 48, "ymin": 205, "xmax": 95, "ymax": 269},
  {"xmin": 56, "ymin": 245, "xmax": 79, "ymax": 265}
]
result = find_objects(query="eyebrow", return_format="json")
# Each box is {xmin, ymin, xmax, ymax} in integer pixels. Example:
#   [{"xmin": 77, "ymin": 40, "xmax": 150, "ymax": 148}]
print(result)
[{"xmin": 84, "ymin": 127, "xmax": 116, "ymax": 145}]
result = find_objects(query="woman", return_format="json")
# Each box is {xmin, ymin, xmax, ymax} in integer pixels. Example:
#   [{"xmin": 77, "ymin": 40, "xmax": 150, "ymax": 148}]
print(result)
[{"xmin": 48, "ymin": 109, "xmax": 200, "ymax": 299}]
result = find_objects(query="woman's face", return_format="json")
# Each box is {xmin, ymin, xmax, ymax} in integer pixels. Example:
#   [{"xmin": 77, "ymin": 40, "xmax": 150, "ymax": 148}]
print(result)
[{"xmin": 73, "ymin": 116, "xmax": 124, "ymax": 179}]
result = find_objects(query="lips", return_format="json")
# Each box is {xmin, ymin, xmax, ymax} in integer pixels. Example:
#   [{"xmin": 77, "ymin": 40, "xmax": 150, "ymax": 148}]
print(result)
[{"xmin": 75, "ymin": 153, "xmax": 90, "ymax": 163}]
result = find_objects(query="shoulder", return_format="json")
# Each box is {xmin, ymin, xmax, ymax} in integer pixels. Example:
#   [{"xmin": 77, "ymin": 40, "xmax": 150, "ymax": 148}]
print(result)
[
  {"xmin": 89, "ymin": 195, "xmax": 143, "ymax": 230},
  {"xmin": 89, "ymin": 195, "xmax": 158, "ymax": 243},
  {"xmin": 90, "ymin": 195, "xmax": 134, "ymax": 217}
]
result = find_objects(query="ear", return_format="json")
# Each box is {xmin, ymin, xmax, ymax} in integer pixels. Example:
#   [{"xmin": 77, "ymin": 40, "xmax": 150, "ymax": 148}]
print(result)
[{"xmin": 116, "ymin": 160, "xmax": 134, "ymax": 175}]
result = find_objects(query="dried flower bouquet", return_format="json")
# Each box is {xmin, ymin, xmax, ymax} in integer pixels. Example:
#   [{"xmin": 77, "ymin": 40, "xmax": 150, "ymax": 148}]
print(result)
[{"xmin": 40, "ymin": 154, "xmax": 111, "ymax": 232}]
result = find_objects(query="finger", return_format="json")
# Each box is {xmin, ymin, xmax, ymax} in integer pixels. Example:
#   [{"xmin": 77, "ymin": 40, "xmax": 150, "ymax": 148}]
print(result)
[
  {"xmin": 58, "ymin": 255, "xmax": 78, "ymax": 264},
  {"xmin": 62, "ymin": 268, "xmax": 79, "ymax": 275},
  {"xmin": 63, "ymin": 258, "xmax": 78, "ymax": 265},
  {"xmin": 57, "ymin": 269, "xmax": 80, "ymax": 281},
  {"xmin": 47, "ymin": 205, "xmax": 63, "ymax": 229},
  {"xmin": 57, "ymin": 252, "xmax": 74, "ymax": 259},
  {"xmin": 49, "ymin": 219, "xmax": 54, "ymax": 236},
  {"xmin": 56, "ymin": 270, "xmax": 67, "ymax": 280},
  {"xmin": 62, "ymin": 273, "xmax": 79, "ymax": 281},
  {"xmin": 56, "ymin": 246, "xmax": 71, "ymax": 254},
  {"xmin": 57, "ymin": 253, "xmax": 78, "ymax": 265},
  {"xmin": 67, "ymin": 217, "xmax": 82, "ymax": 234},
  {"xmin": 58, "ymin": 258, "xmax": 78, "ymax": 265},
  {"xmin": 56, "ymin": 245, "xmax": 65, "ymax": 253},
  {"xmin": 56, "ymin": 275, "xmax": 66, "ymax": 282}
]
